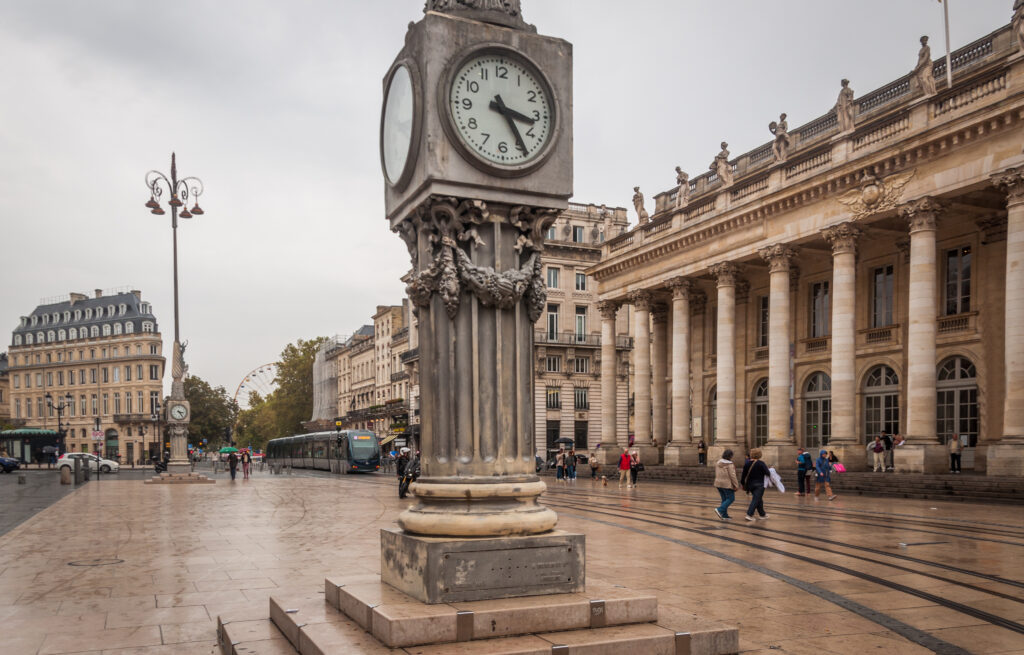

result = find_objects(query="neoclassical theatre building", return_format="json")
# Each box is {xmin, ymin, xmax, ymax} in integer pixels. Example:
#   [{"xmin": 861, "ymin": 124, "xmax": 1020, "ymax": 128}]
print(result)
[{"xmin": 588, "ymin": 19, "xmax": 1024, "ymax": 475}]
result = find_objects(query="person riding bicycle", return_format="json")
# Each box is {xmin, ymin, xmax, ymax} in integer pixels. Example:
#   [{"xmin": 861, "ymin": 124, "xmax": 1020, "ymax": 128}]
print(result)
[{"xmin": 396, "ymin": 447, "xmax": 411, "ymax": 478}]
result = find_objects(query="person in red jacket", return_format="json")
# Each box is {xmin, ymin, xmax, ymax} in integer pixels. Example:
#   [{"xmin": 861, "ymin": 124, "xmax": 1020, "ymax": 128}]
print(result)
[{"xmin": 618, "ymin": 447, "xmax": 632, "ymax": 488}]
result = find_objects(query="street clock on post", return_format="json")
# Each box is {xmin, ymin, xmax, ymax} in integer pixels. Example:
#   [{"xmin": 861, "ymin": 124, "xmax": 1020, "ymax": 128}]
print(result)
[{"xmin": 168, "ymin": 401, "xmax": 189, "ymax": 423}]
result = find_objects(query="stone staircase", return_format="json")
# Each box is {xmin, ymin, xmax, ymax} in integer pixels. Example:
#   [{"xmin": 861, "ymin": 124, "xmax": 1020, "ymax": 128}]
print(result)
[{"xmin": 218, "ymin": 575, "xmax": 738, "ymax": 654}]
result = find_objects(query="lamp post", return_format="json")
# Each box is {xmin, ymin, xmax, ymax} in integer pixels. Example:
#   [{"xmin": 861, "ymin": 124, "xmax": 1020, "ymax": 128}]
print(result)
[
  {"xmin": 45, "ymin": 392, "xmax": 72, "ymax": 455},
  {"xmin": 145, "ymin": 154, "xmax": 203, "ymax": 474},
  {"xmin": 152, "ymin": 401, "xmax": 162, "ymax": 463}
]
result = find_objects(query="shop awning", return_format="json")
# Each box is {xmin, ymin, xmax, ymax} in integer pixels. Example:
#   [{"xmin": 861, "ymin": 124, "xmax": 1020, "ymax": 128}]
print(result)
[
  {"xmin": 379, "ymin": 433, "xmax": 399, "ymax": 446},
  {"xmin": 0, "ymin": 429, "xmax": 59, "ymax": 437}
]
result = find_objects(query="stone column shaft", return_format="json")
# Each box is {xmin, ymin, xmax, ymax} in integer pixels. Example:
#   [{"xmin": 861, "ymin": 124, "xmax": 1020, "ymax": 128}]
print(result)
[
  {"xmin": 651, "ymin": 305, "xmax": 669, "ymax": 447},
  {"xmin": 995, "ymin": 170, "xmax": 1024, "ymax": 442},
  {"xmin": 710, "ymin": 263, "xmax": 738, "ymax": 445},
  {"xmin": 759, "ymin": 245, "xmax": 796, "ymax": 444},
  {"xmin": 822, "ymin": 224, "xmax": 861, "ymax": 445},
  {"xmin": 598, "ymin": 301, "xmax": 619, "ymax": 447},
  {"xmin": 630, "ymin": 290, "xmax": 653, "ymax": 444},
  {"xmin": 668, "ymin": 278, "xmax": 692, "ymax": 444}
]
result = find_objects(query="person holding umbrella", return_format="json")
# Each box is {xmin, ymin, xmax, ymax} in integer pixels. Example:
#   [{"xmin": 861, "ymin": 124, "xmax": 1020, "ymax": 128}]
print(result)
[{"xmin": 220, "ymin": 446, "xmax": 239, "ymax": 480}]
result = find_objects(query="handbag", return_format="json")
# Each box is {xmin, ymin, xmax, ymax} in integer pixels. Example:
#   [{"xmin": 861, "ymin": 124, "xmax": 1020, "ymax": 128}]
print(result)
[
  {"xmin": 636, "ymin": 462, "xmax": 645, "ymax": 471},
  {"xmin": 832, "ymin": 462, "xmax": 846, "ymax": 473}
]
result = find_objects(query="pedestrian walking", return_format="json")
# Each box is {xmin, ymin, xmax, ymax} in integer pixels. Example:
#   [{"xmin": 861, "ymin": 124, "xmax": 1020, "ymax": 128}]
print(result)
[
  {"xmin": 814, "ymin": 449, "xmax": 838, "ymax": 500},
  {"xmin": 629, "ymin": 450, "xmax": 642, "ymax": 487},
  {"xmin": 228, "ymin": 451, "xmax": 239, "ymax": 481},
  {"xmin": 697, "ymin": 439, "xmax": 707, "ymax": 466},
  {"xmin": 618, "ymin": 447, "xmax": 631, "ymax": 488},
  {"xmin": 795, "ymin": 447, "xmax": 814, "ymax": 496},
  {"xmin": 241, "ymin": 450, "xmax": 252, "ymax": 480},
  {"xmin": 567, "ymin": 449, "xmax": 577, "ymax": 481},
  {"xmin": 713, "ymin": 449, "xmax": 739, "ymax": 520},
  {"xmin": 589, "ymin": 450, "xmax": 600, "ymax": 479},
  {"xmin": 949, "ymin": 435, "xmax": 962, "ymax": 473},
  {"xmin": 555, "ymin": 449, "xmax": 566, "ymax": 481},
  {"xmin": 739, "ymin": 447, "xmax": 770, "ymax": 521},
  {"xmin": 882, "ymin": 430, "xmax": 895, "ymax": 471},
  {"xmin": 868, "ymin": 436, "xmax": 885, "ymax": 472}
]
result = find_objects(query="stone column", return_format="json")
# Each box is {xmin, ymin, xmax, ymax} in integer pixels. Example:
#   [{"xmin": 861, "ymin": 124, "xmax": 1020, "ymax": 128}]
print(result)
[
  {"xmin": 821, "ymin": 223, "xmax": 863, "ymax": 470},
  {"xmin": 758, "ymin": 244, "xmax": 798, "ymax": 468},
  {"xmin": 896, "ymin": 197, "xmax": 945, "ymax": 473},
  {"xmin": 990, "ymin": 168, "xmax": 1024, "ymax": 475},
  {"xmin": 664, "ymin": 277, "xmax": 694, "ymax": 465},
  {"xmin": 651, "ymin": 304, "xmax": 669, "ymax": 454},
  {"xmin": 629, "ymin": 290, "xmax": 655, "ymax": 462},
  {"xmin": 598, "ymin": 300, "xmax": 620, "ymax": 462},
  {"xmin": 392, "ymin": 197, "xmax": 558, "ymax": 536},
  {"xmin": 708, "ymin": 263, "xmax": 738, "ymax": 461}
]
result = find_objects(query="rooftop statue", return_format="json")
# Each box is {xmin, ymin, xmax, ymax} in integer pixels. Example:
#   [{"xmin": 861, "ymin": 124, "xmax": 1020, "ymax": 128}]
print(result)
[
  {"xmin": 674, "ymin": 167, "xmax": 690, "ymax": 209},
  {"xmin": 1014, "ymin": 0, "xmax": 1024, "ymax": 51},
  {"xmin": 710, "ymin": 142, "xmax": 734, "ymax": 187},
  {"xmin": 425, "ymin": 0, "xmax": 531, "ymax": 29},
  {"xmin": 632, "ymin": 186, "xmax": 649, "ymax": 224},
  {"xmin": 912, "ymin": 36, "xmax": 937, "ymax": 96},
  {"xmin": 769, "ymin": 113, "xmax": 790, "ymax": 163},
  {"xmin": 834, "ymin": 79, "xmax": 855, "ymax": 133}
]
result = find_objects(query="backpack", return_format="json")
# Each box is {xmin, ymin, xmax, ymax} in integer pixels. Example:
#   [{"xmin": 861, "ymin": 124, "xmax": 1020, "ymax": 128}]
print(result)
[{"xmin": 873, "ymin": 442, "xmax": 884, "ymax": 453}]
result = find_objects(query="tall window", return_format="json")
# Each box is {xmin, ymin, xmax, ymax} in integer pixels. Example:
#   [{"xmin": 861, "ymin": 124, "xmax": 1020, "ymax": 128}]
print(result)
[
  {"xmin": 864, "ymin": 365, "xmax": 900, "ymax": 438},
  {"xmin": 114, "ymin": 393, "xmax": 121, "ymax": 415},
  {"xmin": 150, "ymin": 391, "xmax": 160, "ymax": 414},
  {"xmin": 574, "ymin": 387, "xmax": 589, "ymax": 410},
  {"xmin": 102, "ymin": 393, "xmax": 109, "ymax": 415},
  {"xmin": 547, "ymin": 267, "xmax": 560, "ymax": 289},
  {"xmin": 757, "ymin": 296, "xmax": 769, "ymax": 348},
  {"xmin": 149, "ymin": 365, "xmax": 160, "ymax": 380},
  {"xmin": 80, "ymin": 394, "xmax": 87, "ymax": 415},
  {"xmin": 810, "ymin": 281, "xmax": 831, "ymax": 337},
  {"xmin": 944, "ymin": 246, "xmax": 971, "ymax": 315},
  {"xmin": 752, "ymin": 379, "xmax": 768, "ymax": 447},
  {"xmin": 137, "ymin": 391, "xmax": 144, "ymax": 414},
  {"xmin": 804, "ymin": 372, "xmax": 832, "ymax": 449},
  {"xmin": 937, "ymin": 357, "xmax": 978, "ymax": 448},
  {"xmin": 126, "ymin": 393, "xmax": 133, "ymax": 414},
  {"xmin": 574, "ymin": 356, "xmax": 590, "ymax": 374},
  {"xmin": 572, "ymin": 226, "xmax": 584, "ymax": 243},
  {"xmin": 91, "ymin": 394, "xmax": 98, "ymax": 416},
  {"xmin": 871, "ymin": 265, "xmax": 895, "ymax": 328},
  {"xmin": 575, "ymin": 306, "xmax": 587, "ymax": 341},
  {"xmin": 707, "ymin": 386, "xmax": 717, "ymax": 444},
  {"xmin": 575, "ymin": 272, "xmax": 587, "ymax": 291},
  {"xmin": 546, "ymin": 387, "xmax": 561, "ymax": 409},
  {"xmin": 102, "ymin": 367, "xmax": 109, "ymax": 383},
  {"xmin": 546, "ymin": 226, "xmax": 556, "ymax": 240},
  {"xmin": 15, "ymin": 399, "xmax": 21, "ymax": 418},
  {"xmin": 547, "ymin": 304, "xmax": 559, "ymax": 339},
  {"xmin": 546, "ymin": 356, "xmax": 561, "ymax": 373}
]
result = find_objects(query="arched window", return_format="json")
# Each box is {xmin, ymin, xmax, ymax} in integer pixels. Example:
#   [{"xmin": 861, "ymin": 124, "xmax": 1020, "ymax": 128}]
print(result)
[
  {"xmin": 125, "ymin": 322, "xmax": 134, "ymax": 334},
  {"xmin": 804, "ymin": 372, "xmax": 831, "ymax": 449},
  {"xmin": 752, "ymin": 379, "xmax": 769, "ymax": 447},
  {"xmin": 90, "ymin": 326, "xmax": 99, "ymax": 338},
  {"xmin": 96, "ymin": 307, "xmax": 103, "ymax": 318},
  {"xmin": 63, "ymin": 311, "xmax": 70, "ymax": 322},
  {"xmin": 69, "ymin": 327, "xmax": 77, "ymax": 340},
  {"xmin": 120, "ymin": 303, "xmax": 127, "ymax": 315},
  {"xmin": 707, "ymin": 385, "xmax": 718, "ymax": 444},
  {"xmin": 864, "ymin": 365, "xmax": 900, "ymax": 439},
  {"xmin": 113, "ymin": 323, "xmax": 123, "ymax": 335},
  {"xmin": 52, "ymin": 313, "xmax": 59, "ymax": 323},
  {"xmin": 85, "ymin": 309, "xmax": 92, "ymax": 319},
  {"xmin": 74, "ymin": 310, "xmax": 81, "ymax": 321},
  {"xmin": 937, "ymin": 357, "xmax": 978, "ymax": 449},
  {"xmin": 14, "ymin": 334, "xmax": 22, "ymax": 346},
  {"xmin": 142, "ymin": 322, "xmax": 154, "ymax": 333},
  {"xmin": 47, "ymin": 331, "xmax": 55, "ymax": 342},
  {"xmin": 36, "ymin": 332, "xmax": 44, "ymax": 343},
  {"xmin": 108, "ymin": 305, "xmax": 115, "ymax": 317},
  {"xmin": 102, "ymin": 324, "xmax": 111, "ymax": 336},
  {"xmin": 25, "ymin": 333, "xmax": 33, "ymax": 345},
  {"xmin": 58, "ymin": 329, "xmax": 66, "ymax": 341}
]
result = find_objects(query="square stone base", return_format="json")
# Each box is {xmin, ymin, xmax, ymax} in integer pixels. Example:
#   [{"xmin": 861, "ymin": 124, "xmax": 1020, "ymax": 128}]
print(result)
[
  {"xmin": 986, "ymin": 443, "xmax": 1024, "ymax": 476},
  {"xmin": 663, "ymin": 444, "xmax": 700, "ymax": 466},
  {"xmin": 380, "ymin": 528, "xmax": 584, "ymax": 604},
  {"xmin": 827, "ymin": 445, "xmax": 868, "ymax": 472},
  {"xmin": 632, "ymin": 444, "xmax": 662, "ymax": 465},
  {"xmin": 894, "ymin": 443, "xmax": 947, "ymax": 474},
  {"xmin": 758, "ymin": 444, "xmax": 798, "ymax": 471}
]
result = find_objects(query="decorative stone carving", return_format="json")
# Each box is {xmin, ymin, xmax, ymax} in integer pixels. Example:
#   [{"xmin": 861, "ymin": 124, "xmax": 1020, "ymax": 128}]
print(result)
[
  {"xmin": 632, "ymin": 186, "xmax": 649, "ymax": 224},
  {"xmin": 452, "ymin": 246, "xmax": 538, "ymax": 311},
  {"xmin": 710, "ymin": 142, "xmax": 734, "ymax": 187},
  {"xmin": 821, "ymin": 222, "xmax": 863, "ymax": 256},
  {"xmin": 1015, "ymin": 0, "xmax": 1024, "ymax": 51},
  {"xmin": 836, "ymin": 169, "xmax": 915, "ymax": 219},
  {"xmin": 912, "ymin": 36, "xmax": 937, "ymax": 96},
  {"xmin": 665, "ymin": 276, "xmax": 692, "ymax": 299},
  {"xmin": 899, "ymin": 196, "xmax": 946, "ymax": 233},
  {"xmin": 628, "ymin": 289, "xmax": 653, "ymax": 312},
  {"xmin": 597, "ymin": 300, "xmax": 620, "ymax": 320},
  {"xmin": 769, "ymin": 113, "xmax": 790, "ymax": 163},
  {"xmin": 674, "ymin": 167, "xmax": 690, "ymax": 209},
  {"xmin": 651, "ymin": 304, "xmax": 669, "ymax": 324},
  {"xmin": 709, "ymin": 261, "xmax": 739, "ymax": 287},
  {"xmin": 977, "ymin": 215, "xmax": 1008, "ymax": 244},
  {"xmin": 758, "ymin": 244, "xmax": 798, "ymax": 273},
  {"xmin": 834, "ymin": 79, "xmax": 855, "ymax": 132},
  {"xmin": 424, "ymin": 0, "xmax": 531, "ymax": 30},
  {"xmin": 170, "ymin": 340, "xmax": 188, "ymax": 399},
  {"xmin": 690, "ymin": 289, "xmax": 708, "ymax": 315},
  {"xmin": 992, "ymin": 166, "xmax": 1024, "ymax": 204}
]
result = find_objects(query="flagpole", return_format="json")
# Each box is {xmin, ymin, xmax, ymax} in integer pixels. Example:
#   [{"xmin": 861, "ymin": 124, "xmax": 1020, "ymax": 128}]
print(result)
[{"xmin": 943, "ymin": 0, "xmax": 953, "ymax": 88}]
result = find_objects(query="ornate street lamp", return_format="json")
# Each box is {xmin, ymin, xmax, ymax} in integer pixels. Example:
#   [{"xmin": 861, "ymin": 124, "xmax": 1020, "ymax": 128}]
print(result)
[
  {"xmin": 145, "ymin": 154, "xmax": 203, "ymax": 474},
  {"xmin": 45, "ymin": 391, "xmax": 72, "ymax": 455}
]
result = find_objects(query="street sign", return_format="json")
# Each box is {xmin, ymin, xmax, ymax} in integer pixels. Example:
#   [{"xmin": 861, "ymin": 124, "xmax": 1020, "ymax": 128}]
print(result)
[{"xmin": 91, "ymin": 430, "xmax": 103, "ymax": 441}]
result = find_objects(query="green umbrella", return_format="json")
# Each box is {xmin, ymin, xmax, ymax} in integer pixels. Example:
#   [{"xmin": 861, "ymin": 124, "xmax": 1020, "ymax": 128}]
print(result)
[{"xmin": 219, "ymin": 447, "xmax": 239, "ymax": 453}]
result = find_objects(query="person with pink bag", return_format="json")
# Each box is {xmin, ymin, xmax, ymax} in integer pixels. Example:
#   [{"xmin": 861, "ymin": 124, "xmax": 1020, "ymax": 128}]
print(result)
[{"xmin": 814, "ymin": 449, "xmax": 838, "ymax": 501}]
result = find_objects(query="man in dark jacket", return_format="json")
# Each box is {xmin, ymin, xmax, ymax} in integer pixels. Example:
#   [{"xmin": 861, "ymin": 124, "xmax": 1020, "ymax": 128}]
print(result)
[
  {"xmin": 882, "ymin": 431, "xmax": 894, "ymax": 471},
  {"xmin": 228, "ymin": 452, "xmax": 238, "ymax": 481},
  {"xmin": 795, "ymin": 447, "xmax": 813, "ymax": 496}
]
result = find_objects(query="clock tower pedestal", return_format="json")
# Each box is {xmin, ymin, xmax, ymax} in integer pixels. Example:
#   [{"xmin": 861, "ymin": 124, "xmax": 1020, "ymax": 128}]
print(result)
[{"xmin": 145, "ymin": 342, "xmax": 213, "ymax": 484}]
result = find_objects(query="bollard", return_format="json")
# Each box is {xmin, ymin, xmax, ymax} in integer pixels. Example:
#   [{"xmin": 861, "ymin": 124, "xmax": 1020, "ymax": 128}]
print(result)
[
  {"xmin": 60, "ymin": 467, "xmax": 71, "ymax": 485},
  {"xmin": 74, "ymin": 458, "xmax": 82, "ymax": 484},
  {"xmin": 83, "ymin": 465, "xmax": 90, "ymax": 481},
  {"xmin": 17, "ymin": 473, "xmax": 27, "ymax": 485}
]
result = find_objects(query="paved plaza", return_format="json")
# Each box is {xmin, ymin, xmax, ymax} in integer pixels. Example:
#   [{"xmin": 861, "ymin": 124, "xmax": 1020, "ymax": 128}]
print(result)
[{"xmin": 0, "ymin": 471, "xmax": 1022, "ymax": 654}]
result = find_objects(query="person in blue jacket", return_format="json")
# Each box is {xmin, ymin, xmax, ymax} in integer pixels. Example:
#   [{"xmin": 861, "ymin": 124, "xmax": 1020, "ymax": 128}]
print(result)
[{"xmin": 814, "ymin": 449, "xmax": 838, "ymax": 500}]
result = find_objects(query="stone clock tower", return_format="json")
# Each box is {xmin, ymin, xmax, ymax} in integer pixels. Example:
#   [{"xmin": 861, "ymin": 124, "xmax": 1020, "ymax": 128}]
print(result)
[{"xmin": 379, "ymin": 0, "xmax": 580, "ymax": 603}]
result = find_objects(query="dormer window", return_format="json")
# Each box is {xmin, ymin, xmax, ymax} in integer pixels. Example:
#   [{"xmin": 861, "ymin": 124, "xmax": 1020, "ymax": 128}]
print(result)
[
  {"xmin": 90, "ymin": 326, "xmax": 99, "ymax": 337},
  {"xmin": 42, "ymin": 315, "xmax": 49, "ymax": 325},
  {"xmin": 20, "ymin": 317, "xmax": 26, "ymax": 327},
  {"xmin": 142, "ymin": 321, "xmax": 154, "ymax": 333},
  {"xmin": 121, "ymin": 303, "xmax": 129, "ymax": 315},
  {"xmin": 63, "ymin": 311, "xmax": 70, "ymax": 322},
  {"xmin": 108, "ymin": 304, "xmax": 115, "ymax": 317},
  {"xmin": 53, "ymin": 312, "xmax": 59, "ymax": 323},
  {"xmin": 125, "ymin": 322, "xmax": 134, "ymax": 334},
  {"xmin": 25, "ymin": 334, "xmax": 33, "ymax": 345},
  {"xmin": 47, "ymin": 331, "xmax": 55, "ymax": 342},
  {"xmin": 58, "ymin": 329, "xmax": 66, "ymax": 341},
  {"xmin": 31, "ymin": 316, "xmax": 38, "ymax": 326},
  {"xmin": 85, "ymin": 309, "xmax": 92, "ymax": 319},
  {"xmin": 102, "ymin": 324, "xmax": 111, "ymax": 336},
  {"xmin": 14, "ymin": 335, "xmax": 22, "ymax": 346},
  {"xmin": 36, "ymin": 332, "xmax": 44, "ymax": 343},
  {"xmin": 74, "ymin": 310, "xmax": 82, "ymax": 321},
  {"xmin": 69, "ymin": 328, "xmax": 77, "ymax": 340},
  {"xmin": 96, "ymin": 307, "xmax": 103, "ymax": 318},
  {"xmin": 113, "ymin": 323, "xmax": 123, "ymax": 335}
]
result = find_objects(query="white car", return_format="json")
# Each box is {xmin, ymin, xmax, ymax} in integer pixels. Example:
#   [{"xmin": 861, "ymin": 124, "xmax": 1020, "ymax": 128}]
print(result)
[{"xmin": 57, "ymin": 453, "xmax": 120, "ymax": 474}]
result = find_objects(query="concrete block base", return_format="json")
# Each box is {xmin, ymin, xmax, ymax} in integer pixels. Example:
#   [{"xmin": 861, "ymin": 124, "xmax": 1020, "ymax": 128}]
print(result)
[
  {"xmin": 894, "ymin": 443, "xmax": 947, "ymax": 474},
  {"xmin": 985, "ymin": 443, "xmax": 1024, "ymax": 476},
  {"xmin": 758, "ymin": 444, "xmax": 798, "ymax": 470},
  {"xmin": 827, "ymin": 445, "xmax": 868, "ymax": 471},
  {"xmin": 632, "ymin": 444, "xmax": 662, "ymax": 465},
  {"xmin": 663, "ymin": 444, "xmax": 700, "ymax": 466},
  {"xmin": 380, "ymin": 528, "xmax": 584, "ymax": 604}
]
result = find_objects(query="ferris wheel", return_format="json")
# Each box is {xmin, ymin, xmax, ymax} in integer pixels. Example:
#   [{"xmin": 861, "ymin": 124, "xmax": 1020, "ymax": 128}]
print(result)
[{"xmin": 234, "ymin": 363, "xmax": 279, "ymax": 410}]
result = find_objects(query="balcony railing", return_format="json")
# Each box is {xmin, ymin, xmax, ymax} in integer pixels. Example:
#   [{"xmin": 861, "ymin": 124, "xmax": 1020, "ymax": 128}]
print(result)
[
  {"xmin": 390, "ymin": 371, "xmax": 409, "ymax": 382},
  {"xmin": 400, "ymin": 348, "xmax": 419, "ymax": 364},
  {"xmin": 938, "ymin": 312, "xmax": 977, "ymax": 335},
  {"xmin": 860, "ymin": 325, "xmax": 898, "ymax": 346},
  {"xmin": 802, "ymin": 337, "xmax": 830, "ymax": 354},
  {"xmin": 535, "ymin": 331, "xmax": 600, "ymax": 347}
]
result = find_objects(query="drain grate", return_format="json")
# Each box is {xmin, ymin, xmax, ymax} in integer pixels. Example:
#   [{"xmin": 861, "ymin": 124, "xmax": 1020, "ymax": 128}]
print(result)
[{"xmin": 67, "ymin": 558, "xmax": 124, "ymax": 567}]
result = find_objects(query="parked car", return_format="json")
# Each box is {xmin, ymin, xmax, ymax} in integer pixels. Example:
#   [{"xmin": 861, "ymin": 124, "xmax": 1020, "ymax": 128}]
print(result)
[
  {"xmin": 57, "ymin": 453, "xmax": 120, "ymax": 474},
  {"xmin": 0, "ymin": 456, "xmax": 20, "ymax": 473}
]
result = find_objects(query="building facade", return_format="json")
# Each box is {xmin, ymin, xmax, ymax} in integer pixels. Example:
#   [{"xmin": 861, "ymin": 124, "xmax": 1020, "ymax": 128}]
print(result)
[
  {"xmin": 0, "ymin": 353, "xmax": 10, "ymax": 426},
  {"xmin": 588, "ymin": 23, "xmax": 1024, "ymax": 475},
  {"xmin": 7, "ymin": 289, "xmax": 165, "ymax": 462}
]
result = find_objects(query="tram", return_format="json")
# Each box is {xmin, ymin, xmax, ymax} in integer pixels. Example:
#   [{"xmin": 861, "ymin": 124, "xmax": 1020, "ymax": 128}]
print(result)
[{"xmin": 265, "ymin": 430, "xmax": 381, "ymax": 473}]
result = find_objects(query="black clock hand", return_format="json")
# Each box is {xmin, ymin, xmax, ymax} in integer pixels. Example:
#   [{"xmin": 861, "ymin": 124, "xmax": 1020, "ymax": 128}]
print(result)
[
  {"xmin": 490, "ymin": 95, "xmax": 528, "ymax": 154},
  {"xmin": 488, "ymin": 100, "xmax": 535, "ymax": 125}
]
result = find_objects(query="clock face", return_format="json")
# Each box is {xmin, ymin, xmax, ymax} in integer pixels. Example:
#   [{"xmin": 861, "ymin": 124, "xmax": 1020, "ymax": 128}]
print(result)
[
  {"xmin": 381, "ymin": 64, "xmax": 415, "ymax": 186},
  {"xmin": 448, "ymin": 49, "xmax": 554, "ymax": 169},
  {"xmin": 170, "ymin": 405, "xmax": 187, "ymax": 420}
]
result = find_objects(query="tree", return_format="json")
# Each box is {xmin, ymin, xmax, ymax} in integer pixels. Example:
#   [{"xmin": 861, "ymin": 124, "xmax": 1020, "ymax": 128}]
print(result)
[{"xmin": 184, "ymin": 375, "xmax": 239, "ymax": 451}]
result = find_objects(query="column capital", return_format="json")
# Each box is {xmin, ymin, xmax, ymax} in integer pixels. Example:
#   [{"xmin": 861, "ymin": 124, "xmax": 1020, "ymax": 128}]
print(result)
[
  {"xmin": 992, "ymin": 166, "xmax": 1024, "ymax": 205},
  {"xmin": 628, "ymin": 289, "xmax": 654, "ymax": 312},
  {"xmin": 708, "ymin": 261, "xmax": 740, "ymax": 287},
  {"xmin": 898, "ymin": 196, "xmax": 946, "ymax": 233},
  {"xmin": 651, "ymin": 303, "xmax": 670, "ymax": 324},
  {"xmin": 665, "ymin": 276, "xmax": 693, "ymax": 300},
  {"xmin": 820, "ymin": 222, "xmax": 863, "ymax": 256},
  {"xmin": 690, "ymin": 289, "xmax": 708, "ymax": 314},
  {"xmin": 596, "ymin": 300, "xmax": 620, "ymax": 320},
  {"xmin": 757, "ymin": 244, "xmax": 798, "ymax": 274}
]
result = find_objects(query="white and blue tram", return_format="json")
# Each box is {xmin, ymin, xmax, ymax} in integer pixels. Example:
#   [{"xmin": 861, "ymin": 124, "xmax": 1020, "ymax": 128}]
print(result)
[{"xmin": 266, "ymin": 430, "xmax": 381, "ymax": 473}]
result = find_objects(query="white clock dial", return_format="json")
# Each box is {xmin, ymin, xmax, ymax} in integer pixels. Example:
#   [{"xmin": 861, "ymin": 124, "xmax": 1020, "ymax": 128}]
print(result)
[
  {"xmin": 449, "ymin": 51, "xmax": 553, "ymax": 167},
  {"xmin": 170, "ymin": 405, "xmax": 187, "ymax": 420},
  {"xmin": 382, "ymin": 64, "xmax": 415, "ymax": 185}
]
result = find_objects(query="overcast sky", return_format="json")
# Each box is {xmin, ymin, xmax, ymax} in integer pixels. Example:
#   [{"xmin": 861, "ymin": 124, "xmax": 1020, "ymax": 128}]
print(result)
[{"xmin": 0, "ymin": 0, "xmax": 1012, "ymax": 398}]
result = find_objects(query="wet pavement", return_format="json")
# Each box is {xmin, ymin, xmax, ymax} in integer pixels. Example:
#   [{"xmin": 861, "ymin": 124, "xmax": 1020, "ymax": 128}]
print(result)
[{"xmin": 0, "ymin": 469, "xmax": 1021, "ymax": 654}]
